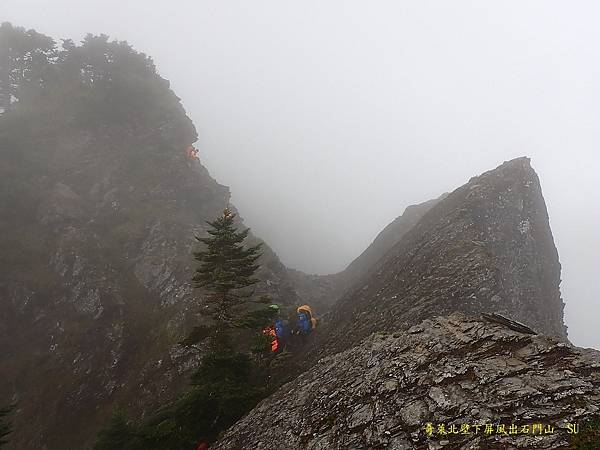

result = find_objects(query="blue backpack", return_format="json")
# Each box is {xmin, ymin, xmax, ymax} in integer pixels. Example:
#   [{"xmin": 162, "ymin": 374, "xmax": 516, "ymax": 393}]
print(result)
[
  {"xmin": 297, "ymin": 312, "xmax": 312, "ymax": 334},
  {"xmin": 274, "ymin": 319, "xmax": 286, "ymax": 339}
]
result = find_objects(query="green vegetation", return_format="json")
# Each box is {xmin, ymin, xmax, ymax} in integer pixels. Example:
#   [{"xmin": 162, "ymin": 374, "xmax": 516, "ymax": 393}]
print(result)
[
  {"xmin": 185, "ymin": 207, "xmax": 264, "ymax": 347},
  {"xmin": 94, "ymin": 411, "xmax": 140, "ymax": 450},
  {"xmin": 0, "ymin": 21, "xmax": 196, "ymax": 190},
  {"xmin": 94, "ymin": 209, "xmax": 277, "ymax": 449},
  {"xmin": 0, "ymin": 22, "xmax": 195, "ymax": 140}
]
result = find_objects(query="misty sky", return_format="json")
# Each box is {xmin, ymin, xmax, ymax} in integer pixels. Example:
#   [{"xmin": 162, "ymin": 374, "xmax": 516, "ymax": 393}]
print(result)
[{"xmin": 2, "ymin": 1, "xmax": 599, "ymax": 349}]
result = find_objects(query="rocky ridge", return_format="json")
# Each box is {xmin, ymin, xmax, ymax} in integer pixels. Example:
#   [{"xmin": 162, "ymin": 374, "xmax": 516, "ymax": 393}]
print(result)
[
  {"xmin": 0, "ymin": 34, "xmax": 316, "ymax": 448},
  {"xmin": 329, "ymin": 196, "xmax": 445, "ymax": 297},
  {"xmin": 297, "ymin": 197, "xmax": 445, "ymax": 314},
  {"xmin": 215, "ymin": 314, "xmax": 600, "ymax": 450},
  {"xmin": 213, "ymin": 158, "xmax": 585, "ymax": 450},
  {"xmin": 0, "ymin": 24, "xmax": 588, "ymax": 450},
  {"xmin": 312, "ymin": 158, "xmax": 567, "ymax": 362},
  {"xmin": 0, "ymin": 122, "xmax": 309, "ymax": 449}
]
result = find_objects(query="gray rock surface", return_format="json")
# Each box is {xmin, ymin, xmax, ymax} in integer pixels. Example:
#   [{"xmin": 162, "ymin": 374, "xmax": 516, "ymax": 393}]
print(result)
[
  {"xmin": 214, "ymin": 158, "xmax": 583, "ymax": 450},
  {"xmin": 214, "ymin": 314, "xmax": 600, "ymax": 450},
  {"xmin": 312, "ymin": 158, "xmax": 567, "ymax": 363},
  {"xmin": 0, "ymin": 121, "xmax": 314, "ymax": 449},
  {"xmin": 331, "ymin": 196, "xmax": 446, "ymax": 295},
  {"xmin": 303, "ymin": 197, "xmax": 445, "ymax": 312},
  {"xmin": 0, "ymin": 33, "xmax": 582, "ymax": 450}
]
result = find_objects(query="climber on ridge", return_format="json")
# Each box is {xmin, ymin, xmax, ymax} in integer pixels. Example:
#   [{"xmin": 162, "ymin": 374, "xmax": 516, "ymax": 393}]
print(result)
[
  {"xmin": 296, "ymin": 304, "xmax": 317, "ymax": 336},
  {"xmin": 262, "ymin": 304, "xmax": 316, "ymax": 352},
  {"xmin": 262, "ymin": 304, "xmax": 288, "ymax": 354},
  {"xmin": 270, "ymin": 304, "xmax": 291, "ymax": 352},
  {"xmin": 186, "ymin": 145, "xmax": 199, "ymax": 159},
  {"xmin": 262, "ymin": 324, "xmax": 279, "ymax": 353}
]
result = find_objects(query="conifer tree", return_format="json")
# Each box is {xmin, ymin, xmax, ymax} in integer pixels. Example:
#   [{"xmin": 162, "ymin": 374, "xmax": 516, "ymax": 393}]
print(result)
[
  {"xmin": 173, "ymin": 208, "xmax": 272, "ymax": 443},
  {"xmin": 94, "ymin": 209, "xmax": 273, "ymax": 449},
  {"xmin": 184, "ymin": 207, "xmax": 264, "ymax": 348},
  {"xmin": 93, "ymin": 411, "xmax": 139, "ymax": 450},
  {"xmin": 193, "ymin": 208, "xmax": 261, "ymax": 293}
]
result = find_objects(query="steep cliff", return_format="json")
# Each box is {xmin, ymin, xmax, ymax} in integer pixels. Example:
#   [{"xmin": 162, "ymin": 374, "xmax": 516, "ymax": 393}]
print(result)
[
  {"xmin": 0, "ymin": 29, "xmax": 305, "ymax": 449},
  {"xmin": 213, "ymin": 158, "xmax": 580, "ymax": 449},
  {"xmin": 312, "ymin": 158, "xmax": 567, "ymax": 361},
  {"xmin": 338, "ymin": 196, "xmax": 444, "ymax": 287},
  {"xmin": 300, "ymin": 197, "xmax": 445, "ymax": 313},
  {"xmin": 215, "ymin": 314, "xmax": 599, "ymax": 450},
  {"xmin": 326, "ymin": 196, "xmax": 445, "ymax": 302},
  {"xmin": 0, "ymin": 24, "xmax": 582, "ymax": 450}
]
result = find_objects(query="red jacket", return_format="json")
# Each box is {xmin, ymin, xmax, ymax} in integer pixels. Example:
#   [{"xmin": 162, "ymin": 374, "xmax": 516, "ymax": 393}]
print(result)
[{"xmin": 262, "ymin": 326, "xmax": 279, "ymax": 352}]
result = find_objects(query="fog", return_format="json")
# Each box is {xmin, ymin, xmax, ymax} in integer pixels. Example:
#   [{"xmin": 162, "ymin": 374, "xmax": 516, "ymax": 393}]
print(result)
[{"xmin": 2, "ymin": 1, "xmax": 599, "ymax": 349}]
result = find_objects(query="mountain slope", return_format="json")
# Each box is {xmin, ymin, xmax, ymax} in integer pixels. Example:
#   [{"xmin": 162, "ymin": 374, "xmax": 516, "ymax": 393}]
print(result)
[
  {"xmin": 0, "ymin": 27, "xmax": 305, "ymax": 450},
  {"xmin": 214, "ymin": 159, "xmax": 578, "ymax": 450},
  {"xmin": 340, "ymin": 196, "xmax": 444, "ymax": 286},
  {"xmin": 215, "ymin": 313, "xmax": 599, "ymax": 450},
  {"xmin": 327, "ymin": 196, "xmax": 445, "ymax": 301},
  {"xmin": 312, "ymin": 158, "xmax": 567, "ymax": 360},
  {"xmin": 300, "ymin": 197, "xmax": 445, "ymax": 312}
]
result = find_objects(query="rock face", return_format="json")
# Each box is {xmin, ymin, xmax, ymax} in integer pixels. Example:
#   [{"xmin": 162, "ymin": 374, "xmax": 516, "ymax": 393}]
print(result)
[
  {"xmin": 311, "ymin": 197, "xmax": 445, "ymax": 309},
  {"xmin": 314, "ymin": 158, "xmax": 567, "ymax": 360},
  {"xmin": 0, "ymin": 123, "xmax": 307, "ymax": 449},
  {"xmin": 0, "ymin": 43, "xmax": 311, "ymax": 449},
  {"xmin": 215, "ymin": 314, "xmax": 600, "ymax": 450},
  {"xmin": 0, "ymin": 26, "xmax": 580, "ymax": 450},
  {"xmin": 299, "ymin": 197, "xmax": 445, "ymax": 314},
  {"xmin": 214, "ymin": 158, "xmax": 580, "ymax": 449},
  {"xmin": 332, "ymin": 196, "xmax": 445, "ymax": 292}
]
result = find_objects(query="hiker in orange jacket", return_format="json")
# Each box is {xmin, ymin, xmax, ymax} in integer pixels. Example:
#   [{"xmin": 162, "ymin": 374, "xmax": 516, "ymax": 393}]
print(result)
[
  {"xmin": 186, "ymin": 145, "xmax": 199, "ymax": 159},
  {"xmin": 262, "ymin": 325, "xmax": 279, "ymax": 353}
]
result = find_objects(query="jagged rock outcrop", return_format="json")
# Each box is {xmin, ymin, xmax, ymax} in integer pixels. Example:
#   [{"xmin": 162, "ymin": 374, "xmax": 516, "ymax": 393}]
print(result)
[
  {"xmin": 302, "ymin": 197, "xmax": 445, "ymax": 312},
  {"xmin": 0, "ymin": 127, "xmax": 305, "ymax": 449},
  {"xmin": 313, "ymin": 158, "xmax": 567, "ymax": 360},
  {"xmin": 216, "ymin": 158, "xmax": 577, "ymax": 449},
  {"xmin": 215, "ymin": 314, "xmax": 600, "ymax": 450},
  {"xmin": 0, "ymin": 29, "xmax": 314, "ymax": 449},
  {"xmin": 331, "ymin": 196, "xmax": 445, "ymax": 294},
  {"xmin": 0, "ymin": 24, "xmax": 580, "ymax": 450}
]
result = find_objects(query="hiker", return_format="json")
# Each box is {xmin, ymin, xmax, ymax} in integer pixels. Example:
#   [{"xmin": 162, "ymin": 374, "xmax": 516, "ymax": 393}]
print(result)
[
  {"xmin": 269, "ymin": 304, "xmax": 290, "ymax": 342},
  {"xmin": 273, "ymin": 314, "xmax": 291, "ymax": 352},
  {"xmin": 274, "ymin": 316, "xmax": 289, "ymax": 343},
  {"xmin": 186, "ymin": 145, "xmax": 199, "ymax": 159},
  {"xmin": 262, "ymin": 304, "xmax": 294, "ymax": 354},
  {"xmin": 262, "ymin": 325, "xmax": 279, "ymax": 353},
  {"xmin": 296, "ymin": 304, "xmax": 317, "ymax": 336}
]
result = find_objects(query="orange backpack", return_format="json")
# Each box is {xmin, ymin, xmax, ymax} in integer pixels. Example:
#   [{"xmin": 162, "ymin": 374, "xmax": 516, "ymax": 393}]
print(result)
[
  {"xmin": 262, "ymin": 326, "xmax": 279, "ymax": 353},
  {"xmin": 297, "ymin": 305, "xmax": 317, "ymax": 330}
]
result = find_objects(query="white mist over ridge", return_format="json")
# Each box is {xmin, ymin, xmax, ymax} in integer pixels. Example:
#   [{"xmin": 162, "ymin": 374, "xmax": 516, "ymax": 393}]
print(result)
[{"xmin": 2, "ymin": 0, "xmax": 599, "ymax": 350}]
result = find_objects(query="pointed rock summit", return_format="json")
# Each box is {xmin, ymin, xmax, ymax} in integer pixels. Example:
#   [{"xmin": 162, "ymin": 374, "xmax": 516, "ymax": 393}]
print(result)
[
  {"xmin": 314, "ymin": 157, "xmax": 567, "ymax": 360},
  {"xmin": 212, "ymin": 158, "xmax": 585, "ymax": 449}
]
